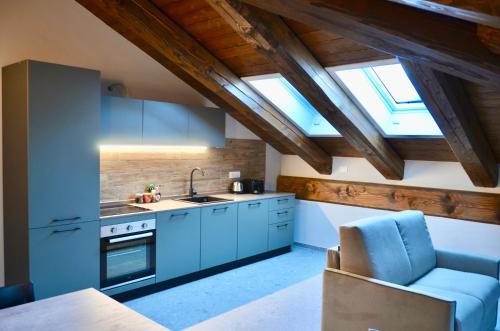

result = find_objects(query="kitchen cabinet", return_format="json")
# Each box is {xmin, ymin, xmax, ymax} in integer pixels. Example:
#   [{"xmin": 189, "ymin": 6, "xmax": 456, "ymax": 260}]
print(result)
[
  {"xmin": 268, "ymin": 221, "xmax": 294, "ymax": 251},
  {"xmin": 269, "ymin": 196, "xmax": 295, "ymax": 211},
  {"xmin": 3, "ymin": 60, "xmax": 100, "ymax": 292},
  {"xmin": 188, "ymin": 106, "xmax": 225, "ymax": 148},
  {"xmin": 200, "ymin": 204, "xmax": 238, "ymax": 269},
  {"xmin": 29, "ymin": 221, "xmax": 100, "ymax": 299},
  {"xmin": 237, "ymin": 200, "xmax": 269, "ymax": 259},
  {"xmin": 101, "ymin": 96, "xmax": 143, "ymax": 144},
  {"xmin": 143, "ymin": 100, "xmax": 189, "ymax": 145},
  {"xmin": 269, "ymin": 208, "xmax": 294, "ymax": 225},
  {"xmin": 156, "ymin": 208, "xmax": 201, "ymax": 282}
]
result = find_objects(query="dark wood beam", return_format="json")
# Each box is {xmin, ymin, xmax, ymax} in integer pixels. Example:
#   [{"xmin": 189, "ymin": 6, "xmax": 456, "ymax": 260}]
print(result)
[
  {"xmin": 207, "ymin": 0, "xmax": 404, "ymax": 179},
  {"xmin": 75, "ymin": 0, "xmax": 332, "ymax": 174},
  {"xmin": 241, "ymin": 0, "xmax": 500, "ymax": 87},
  {"xmin": 388, "ymin": 0, "xmax": 500, "ymax": 29},
  {"xmin": 400, "ymin": 60, "xmax": 498, "ymax": 187},
  {"xmin": 277, "ymin": 175, "xmax": 500, "ymax": 225}
]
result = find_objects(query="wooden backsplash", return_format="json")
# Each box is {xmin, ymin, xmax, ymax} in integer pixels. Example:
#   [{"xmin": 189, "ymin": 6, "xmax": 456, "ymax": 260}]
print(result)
[{"xmin": 100, "ymin": 139, "xmax": 266, "ymax": 202}]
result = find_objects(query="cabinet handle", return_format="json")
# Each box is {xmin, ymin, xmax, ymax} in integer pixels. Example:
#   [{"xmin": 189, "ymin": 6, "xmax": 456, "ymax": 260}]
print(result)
[
  {"xmin": 277, "ymin": 198, "xmax": 289, "ymax": 203},
  {"xmin": 52, "ymin": 216, "xmax": 81, "ymax": 223},
  {"xmin": 276, "ymin": 224, "xmax": 288, "ymax": 229},
  {"xmin": 277, "ymin": 211, "xmax": 289, "ymax": 216},
  {"xmin": 52, "ymin": 227, "xmax": 81, "ymax": 234},
  {"xmin": 170, "ymin": 212, "xmax": 189, "ymax": 219},
  {"xmin": 213, "ymin": 206, "xmax": 228, "ymax": 213},
  {"xmin": 248, "ymin": 202, "xmax": 261, "ymax": 207}
]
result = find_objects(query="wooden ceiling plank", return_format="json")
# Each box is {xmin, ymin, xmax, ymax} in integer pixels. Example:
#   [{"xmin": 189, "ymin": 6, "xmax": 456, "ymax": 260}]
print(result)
[
  {"xmin": 241, "ymin": 0, "xmax": 500, "ymax": 87},
  {"xmin": 207, "ymin": 0, "xmax": 404, "ymax": 179},
  {"xmin": 387, "ymin": 0, "xmax": 500, "ymax": 29},
  {"xmin": 400, "ymin": 60, "xmax": 498, "ymax": 187},
  {"xmin": 76, "ymin": 0, "xmax": 332, "ymax": 174}
]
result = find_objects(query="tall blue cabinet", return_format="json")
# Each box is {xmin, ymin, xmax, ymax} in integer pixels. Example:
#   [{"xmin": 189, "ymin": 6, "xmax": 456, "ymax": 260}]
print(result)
[{"xmin": 2, "ymin": 60, "xmax": 101, "ymax": 299}]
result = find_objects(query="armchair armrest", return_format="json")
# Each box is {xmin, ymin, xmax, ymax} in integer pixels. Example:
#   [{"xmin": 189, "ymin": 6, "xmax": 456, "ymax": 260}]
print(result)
[
  {"xmin": 435, "ymin": 248, "xmax": 500, "ymax": 279},
  {"xmin": 322, "ymin": 268, "xmax": 455, "ymax": 331},
  {"xmin": 326, "ymin": 246, "xmax": 340, "ymax": 269}
]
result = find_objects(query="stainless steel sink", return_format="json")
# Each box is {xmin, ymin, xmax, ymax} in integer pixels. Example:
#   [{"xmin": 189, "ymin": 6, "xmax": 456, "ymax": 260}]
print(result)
[{"xmin": 177, "ymin": 196, "xmax": 233, "ymax": 204}]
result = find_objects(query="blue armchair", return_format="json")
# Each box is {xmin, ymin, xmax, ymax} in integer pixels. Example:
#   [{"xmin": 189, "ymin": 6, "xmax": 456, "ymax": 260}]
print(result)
[{"xmin": 322, "ymin": 210, "xmax": 500, "ymax": 331}]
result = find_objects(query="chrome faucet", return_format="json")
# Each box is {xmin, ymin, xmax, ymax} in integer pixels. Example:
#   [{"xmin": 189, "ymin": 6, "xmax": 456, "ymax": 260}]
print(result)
[{"xmin": 189, "ymin": 167, "xmax": 205, "ymax": 197}]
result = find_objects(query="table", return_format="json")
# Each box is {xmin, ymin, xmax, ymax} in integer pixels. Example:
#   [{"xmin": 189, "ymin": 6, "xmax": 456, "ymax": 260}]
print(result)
[{"xmin": 0, "ymin": 288, "xmax": 169, "ymax": 331}]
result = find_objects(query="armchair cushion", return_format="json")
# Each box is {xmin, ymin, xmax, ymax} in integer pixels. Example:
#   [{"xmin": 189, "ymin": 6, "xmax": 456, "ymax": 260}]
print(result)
[
  {"xmin": 436, "ymin": 248, "xmax": 500, "ymax": 280},
  {"xmin": 340, "ymin": 216, "xmax": 412, "ymax": 285},
  {"xmin": 394, "ymin": 210, "xmax": 436, "ymax": 282}
]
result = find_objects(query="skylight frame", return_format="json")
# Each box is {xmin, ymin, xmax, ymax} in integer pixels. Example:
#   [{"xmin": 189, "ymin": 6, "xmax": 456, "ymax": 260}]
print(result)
[
  {"xmin": 242, "ymin": 73, "xmax": 342, "ymax": 137},
  {"xmin": 327, "ymin": 59, "xmax": 443, "ymax": 138}
]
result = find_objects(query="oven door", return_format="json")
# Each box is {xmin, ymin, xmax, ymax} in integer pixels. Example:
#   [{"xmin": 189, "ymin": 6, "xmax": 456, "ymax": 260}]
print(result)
[{"xmin": 100, "ymin": 230, "xmax": 156, "ymax": 290}]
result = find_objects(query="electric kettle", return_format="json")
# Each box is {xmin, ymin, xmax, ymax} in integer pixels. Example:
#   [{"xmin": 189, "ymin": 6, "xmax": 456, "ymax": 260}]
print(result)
[{"xmin": 230, "ymin": 181, "xmax": 244, "ymax": 194}]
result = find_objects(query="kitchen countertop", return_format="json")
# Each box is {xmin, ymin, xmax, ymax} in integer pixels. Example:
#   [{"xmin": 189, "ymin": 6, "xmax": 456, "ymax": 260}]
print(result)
[{"xmin": 101, "ymin": 192, "xmax": 294, "ymax": 219}]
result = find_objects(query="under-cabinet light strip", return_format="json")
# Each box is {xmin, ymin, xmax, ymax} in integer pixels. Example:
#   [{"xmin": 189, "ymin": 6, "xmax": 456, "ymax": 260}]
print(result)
[{"xmin": 99, "ymin": 145, "xmax": 208, "ymax": 153}]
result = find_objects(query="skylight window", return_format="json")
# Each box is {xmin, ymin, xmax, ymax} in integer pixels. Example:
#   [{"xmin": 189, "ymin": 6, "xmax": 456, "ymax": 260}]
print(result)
[
  {"xmin": 328, "ymin": 61, "xmax": 442, "ymax": 137},
  {"xmin": 243, "ymin": 74, "xmax": 341, "ymax": 137}
]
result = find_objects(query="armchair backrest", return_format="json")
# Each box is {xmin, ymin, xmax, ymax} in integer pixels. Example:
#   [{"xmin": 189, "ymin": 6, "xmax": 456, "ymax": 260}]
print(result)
[{"xmin": 339, "ymin": 210, "xmax": 436, "ymax": 285}]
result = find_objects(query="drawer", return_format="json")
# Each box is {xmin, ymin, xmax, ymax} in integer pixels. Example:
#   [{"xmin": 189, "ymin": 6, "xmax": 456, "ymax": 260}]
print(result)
[
  {"xmin": 269, "ymin": 208, "xmax": 294, "ymax": 225},
  {"xmin": 268, "ymin": 196, "xmax": 295, "ymax": 211},
  {"xmin": 268, "ymin": 221, "xmax": 294, "ymax": 251}
]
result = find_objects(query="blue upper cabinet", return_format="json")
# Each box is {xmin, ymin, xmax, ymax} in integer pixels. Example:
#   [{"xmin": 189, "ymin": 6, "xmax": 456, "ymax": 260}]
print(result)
[
  {"xmin": 101, "ymin": 96, "xmax": 143, "ymax": 145},
  {"xmin": 143, "ymin": 100, "xmax": 189, "ymax": 145},
  {"xmin": 188, "ymin": 106, "xmax": 225, "ymax": 148}
]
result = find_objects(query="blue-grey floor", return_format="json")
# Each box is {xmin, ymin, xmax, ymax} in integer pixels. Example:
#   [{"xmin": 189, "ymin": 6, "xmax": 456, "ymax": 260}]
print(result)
[{"xmin": 125, "ymin": 245, "xmax": 326, "ymax": 331}]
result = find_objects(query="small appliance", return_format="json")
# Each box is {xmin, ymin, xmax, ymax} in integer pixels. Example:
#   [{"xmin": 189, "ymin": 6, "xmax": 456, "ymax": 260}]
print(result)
[
  {"xmin": 230, "ymin": 181, "xmax": 245, "ymax": 194},
  {"xmin": 242, "ymin": 179, "xmax": 265, "ymax": 194}
]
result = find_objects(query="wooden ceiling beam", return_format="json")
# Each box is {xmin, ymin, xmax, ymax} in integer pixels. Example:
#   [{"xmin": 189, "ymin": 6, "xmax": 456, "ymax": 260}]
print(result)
[
  {"xmin": 387, "ymin": 0, "xmax": 500, "ymax": 29},
  {"xmin": 207, "ymin": 0, "xmax": 404, "ymax": 179},
  {"xmin": 400, "ymin": 59, "xmax": 498, "ymax": 187},
  {"xmin": 75, "ymin": 0, "xmax": 333, "ymax": 174},
  {"xmin": 241, "ymin": 0, "xmax": 500, "ymax": 87}
]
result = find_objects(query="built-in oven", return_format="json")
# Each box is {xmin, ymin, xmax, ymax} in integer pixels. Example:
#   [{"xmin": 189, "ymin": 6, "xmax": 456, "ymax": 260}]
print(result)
[{"xmin": 100, "ymin": 218, "xmax": 156, "ymax": 291}]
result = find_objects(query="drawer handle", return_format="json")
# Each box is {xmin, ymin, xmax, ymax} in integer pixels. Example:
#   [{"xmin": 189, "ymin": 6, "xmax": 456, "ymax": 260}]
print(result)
[
  {"xmin": 276, "ymin": 224, "xmax": 288, "ymax": 229},
  {"xmin": 52, "ymin": 216, "xmax": 81, "ymax": 223},
  {"xmin": 277, "ymin": 198, "xmax": 289, "ymax": 203},
  {"xmin": 277, "ymin": 211, "xmax": 289, "ymax": 216},
  {"xmin": 213, "ymin": 206, "xmax": 229, "ymax": 212},
  {"xmin": 248, "ymin": 202, "xmax": 261, "ymax": 207},
  {"xmin": 170, "ymin": 212, "xmax": 189, "ymax": 219},
  {"xmin": 52, "ymin": 227, "xmax": 81, "ymax": 234}
]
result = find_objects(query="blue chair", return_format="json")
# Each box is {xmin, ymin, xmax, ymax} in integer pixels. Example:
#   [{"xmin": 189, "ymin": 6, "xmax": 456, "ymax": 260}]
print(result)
[
  {"xmin": 0, "ymin": 283, "xmax": 34, "ymax": 309},
  {"xmin": 322, "ymin": 210, "xmax": 500, "ymax": 331}
]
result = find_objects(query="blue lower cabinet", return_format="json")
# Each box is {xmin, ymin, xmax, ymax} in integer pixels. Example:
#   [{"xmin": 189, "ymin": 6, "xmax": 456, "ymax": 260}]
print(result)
[
  {"xmin": 201, "ymin": 204, "xmax": 238, "ymax": 269},
  {"xmin": 268, "ymin": 221, "xmax": 294, "ymax": 251},
  {"xmin": 156, "ymin": 208, "xmax": 201, "ymax": 282},
  {"xmin": 29, "ymin": 221, "xmax": 100, "ymax": 299},
  {"xmin": 237, "ymin": 200, "xmax": 269, "ymax": 259}
]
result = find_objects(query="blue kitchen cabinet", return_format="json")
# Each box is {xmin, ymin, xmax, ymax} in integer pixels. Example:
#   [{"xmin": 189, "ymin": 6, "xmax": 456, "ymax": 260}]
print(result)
[
  {"xmin": 143, "ymin": 100, "xmax": 189, "ymax": 145},
  {"xmin": 269, "ymin": 196, "xmax": 295, "ymax": 211},
  {"xmin": 188, "ymin": 106, "xmax": 225, "ymax": 148},
  {"xmin": 101, "ymin": 96, "xmax": 143, "ymax": 144},
  {"xmin": 237, "ymin": 200, "xmax": 269, "ymax": 259},
  {"xmin": 29, "ymin": 221, "xmax": 100, "ymax": 299},
  {"xmin": 200, "ymin": 204, "xmax": 238, "ymax": 269},
  {"xmin": 156, "ymin": 208, "xmax": 201, "ymax": 282},
  {"xmin": 268, "ymin": 221, "xmax": 294, "ymax": 250}
]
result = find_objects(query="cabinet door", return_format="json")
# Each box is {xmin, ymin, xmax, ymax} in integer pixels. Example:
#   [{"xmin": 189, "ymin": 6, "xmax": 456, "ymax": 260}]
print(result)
[
  {"xmin": 156, "ymin": 208, "xmax": 201, "ymax": 282},
  {"xmin": 101, "ymin": 96, "xmax": 143, "ymax": 144},
  {"xmin": 143, "ymin": 100, "xmax": 189, "ymax": 144},
  {"xmin": 200, "ymin": 204, "xmax": 237, "ymax": 269},
  {"xmin": 237, "ymin": 200, "xmax": 269, "ymax": 259},
  {"xmin": 29, "ymin": 221, "xmax": 99, "ymax": 299},
  {"xmin": 188, "ymin": 106, "xmax": 225, "ymax": 147},
  {"xmin": 268, "ymin": 221, "xmax": 294, "ymax": 251},
  {"xmin": 28, "ymin": 61, "xmax": 100, "ymax": 228}
]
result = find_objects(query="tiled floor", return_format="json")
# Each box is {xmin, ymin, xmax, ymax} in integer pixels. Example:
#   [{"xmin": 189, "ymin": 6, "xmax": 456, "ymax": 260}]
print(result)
[{"xmin": 125, "ymin": 245, "xmax": 326, "ymax": 331}]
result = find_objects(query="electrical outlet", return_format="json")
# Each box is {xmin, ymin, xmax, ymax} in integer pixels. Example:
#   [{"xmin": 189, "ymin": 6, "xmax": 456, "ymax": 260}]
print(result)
[{"xmin": 229, "ymin": 171, "xmax": 240, "ymax": 179}]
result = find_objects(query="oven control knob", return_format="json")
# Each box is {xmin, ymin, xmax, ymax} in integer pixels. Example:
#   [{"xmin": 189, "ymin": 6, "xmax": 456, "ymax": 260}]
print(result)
[
  {"xmin": 141, "ymin": 223, "xmax": 148, "ymax": 229},
  {"xmin": 127, "ymin": 225, "xmax": 133, "ymax": 231},
  {"xmin": 110, "ymin": 227, "xmax": 117, "ymax": 234}
]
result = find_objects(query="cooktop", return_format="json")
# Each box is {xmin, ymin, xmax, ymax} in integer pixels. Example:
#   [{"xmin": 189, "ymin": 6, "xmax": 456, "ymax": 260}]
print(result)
[{"xmin": 100, "ymin": 203, "xmax": 151, "ymax": 217}]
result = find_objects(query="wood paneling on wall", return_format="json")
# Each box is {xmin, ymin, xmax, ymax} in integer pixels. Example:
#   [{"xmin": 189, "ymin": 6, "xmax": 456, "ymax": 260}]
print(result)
[
  {"xmin": 100, "ymin": 139, "xmax": 265, "ymax": 201},
  {"xmin": 277, "ymin": 175, "xmax": 500, "ymax": 224}
]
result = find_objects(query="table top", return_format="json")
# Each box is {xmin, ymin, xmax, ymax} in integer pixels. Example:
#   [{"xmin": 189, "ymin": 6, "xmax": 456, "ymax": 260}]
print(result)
[{"xmin": 0, "ymin": 288, "xmax": 169, "ymax": 331}]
